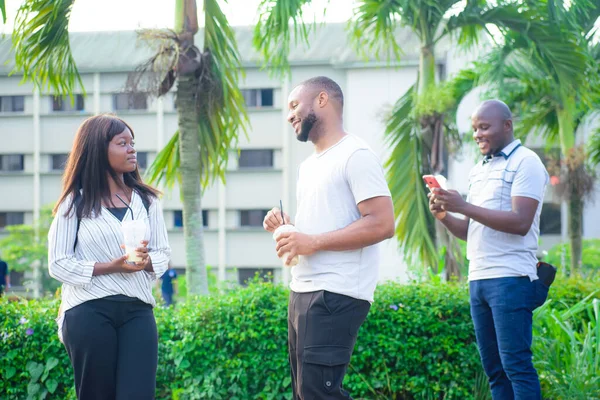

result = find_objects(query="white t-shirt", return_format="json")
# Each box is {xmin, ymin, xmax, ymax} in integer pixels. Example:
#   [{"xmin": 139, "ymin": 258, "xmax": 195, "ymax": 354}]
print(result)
[
  {"xmin": 467, "ymin": 139, "xmax": 549, "ymax": 281},
  {"xmin": 291, "ymin": 135, "xmax": 392, "ymax": 302}
]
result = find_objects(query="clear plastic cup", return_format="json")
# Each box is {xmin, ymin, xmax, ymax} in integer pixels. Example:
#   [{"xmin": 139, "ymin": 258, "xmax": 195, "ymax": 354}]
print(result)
[
  {"xmin": 273, "ymin": 224, "xmax": 300, "ymax": 267},
  {"xmin": 121, "ymin": 219, "xmax": 147, "ymax": 263}
]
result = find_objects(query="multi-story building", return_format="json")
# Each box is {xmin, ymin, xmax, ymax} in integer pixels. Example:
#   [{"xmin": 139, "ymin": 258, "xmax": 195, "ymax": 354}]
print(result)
[{"xmin": 1, "ymin": 25, "xmax": 598, "ymax": 290}]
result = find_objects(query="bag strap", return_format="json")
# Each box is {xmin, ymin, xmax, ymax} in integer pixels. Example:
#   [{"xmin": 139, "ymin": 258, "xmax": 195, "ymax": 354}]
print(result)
[{"xmin": 73, "ymin": 192, "xmax": 151, "ymax": 251}]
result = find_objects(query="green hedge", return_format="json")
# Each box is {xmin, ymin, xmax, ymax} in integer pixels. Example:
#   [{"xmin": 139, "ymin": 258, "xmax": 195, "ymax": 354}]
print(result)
[
  {"xmin": 1, "ymin": 278, "xmax": 596, "ymax": 400},
  {"xmin": 544, "ymin": 239, "xmax": 600, "ymax": 278}
]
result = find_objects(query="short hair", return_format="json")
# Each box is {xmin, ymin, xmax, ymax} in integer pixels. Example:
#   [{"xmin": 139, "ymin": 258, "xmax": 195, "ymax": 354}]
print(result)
[
  {"xmin": 477, "ymin": 99, "xmax": 512, "ymax": 121},
  {"xmin": 300, "ymin": 76, "xmax": 344, "ymax": 108}
]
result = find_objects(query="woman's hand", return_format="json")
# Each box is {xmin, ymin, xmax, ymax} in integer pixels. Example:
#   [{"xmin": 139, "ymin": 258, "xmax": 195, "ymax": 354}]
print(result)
[{"xmin": 92, "ymin": 243, "xmax": 149, "ymax": 276}]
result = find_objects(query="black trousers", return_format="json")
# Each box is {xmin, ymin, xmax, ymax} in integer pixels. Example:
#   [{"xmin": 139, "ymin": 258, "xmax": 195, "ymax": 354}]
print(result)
[
  {"xmin": 288, "ymin": 290, "xmax": 371, "ymax": 400},
  {"xmin": 62, "ymin": 296, "xmax": 158, "ymax": 400}
]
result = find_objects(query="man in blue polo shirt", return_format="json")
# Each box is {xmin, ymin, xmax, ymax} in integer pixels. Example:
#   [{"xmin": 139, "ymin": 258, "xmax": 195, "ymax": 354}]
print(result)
[
  {"xmin": 160, "ymin": 264, "xmax": 178, "ymax": 307},
  {"xmin": 429, "ymin": 100, "xmax": 549, "ymax": 399},
  {"xmin": 0, "ymin": 258, "xmax": 9, "ymax": 297}
]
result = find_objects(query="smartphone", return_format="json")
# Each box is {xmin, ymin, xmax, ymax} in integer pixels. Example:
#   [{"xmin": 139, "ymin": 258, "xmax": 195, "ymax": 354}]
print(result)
[
  {"xmin": 422, "ymin": 175, "xmax": 441, "ymax": 190},
  {"xmin": 423, "ymin": 174, "xmax": 448, "ymax": 191}
]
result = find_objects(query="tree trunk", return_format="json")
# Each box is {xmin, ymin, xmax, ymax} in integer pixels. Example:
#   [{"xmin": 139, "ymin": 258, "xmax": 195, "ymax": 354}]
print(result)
[
  {"xmin": 418, "ymin": 45, "xmax": 463, "ymax": 278},
  {"xmin": 567, "ymin": 171, "xmax": 584, "ymax": 276},
  {"xmin": 557, "ymin": 99, "xmax": 582, "ymax": 275},
  {"xmin": 176, "ymin": 73, "xmax": 209, "ymax": 296},
  {"xmin": 418, "ymin": 45, "xmax": 436, "ymax": 95}
]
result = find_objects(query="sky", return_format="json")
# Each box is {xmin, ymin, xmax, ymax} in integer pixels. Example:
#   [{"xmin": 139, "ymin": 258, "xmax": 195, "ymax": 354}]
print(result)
[{"xmin": 1, "ymin": 0, "xmax": 357, "ymax": 34}]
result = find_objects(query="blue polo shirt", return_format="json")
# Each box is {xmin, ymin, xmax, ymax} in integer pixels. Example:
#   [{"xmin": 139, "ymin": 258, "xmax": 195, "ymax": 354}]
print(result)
[{"xmin": 161, "ymin": 269, "xmax": 177, "ymax": 294}]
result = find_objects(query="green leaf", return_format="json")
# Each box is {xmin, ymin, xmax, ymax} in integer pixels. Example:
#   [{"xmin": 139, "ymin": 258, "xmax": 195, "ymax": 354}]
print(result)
[
  {"xmin": 252, "ymin": 0, "xmax": 317, "ymax": 75},
  {"xmin": 0, "ymin": 0, "xmax": 6, "ymax": 24},
  {"xmin": 45, "ymin": 357, "xmax": 59, "ymax": 372},
  {"xmin": 590, "ymin": 129, "xmax": 600, "ymax": 166},
  {"xmin": 384, "ymin": 85, "xmax": 437, "ymax": 269},
  {"xmin": 145, "ymin": 131, "xmax": 180, "ymax": 188},
  {"xmin": 45, "ymin": 379, "xmax": 58, "ymax": 394},
  {"xmin": 27, "ymin": 382, "xmax": 41, "ymax": 396},
  {"xmin": 5, "ymin": 366, "xmax": 16, "ymax": 379},
  {"xmin": 10, "ymin": 0, "xmax": 84, "ymax": 97},
  {"xmin": 27, "ymin": 361, "xmax": 44, "ymax": 382}
]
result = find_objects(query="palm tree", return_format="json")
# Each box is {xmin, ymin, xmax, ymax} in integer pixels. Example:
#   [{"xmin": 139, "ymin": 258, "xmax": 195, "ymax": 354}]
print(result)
[
  {"xmin": 252, "ymin": 0, "xmax": 589, "ymax": 278},
  {"xmin": 3, "ymin": 0, "xmax": 248, "ymax": 296},
  {"xmin": 458, "ymin": 0, "xmax": 600, "ymax": 275}
]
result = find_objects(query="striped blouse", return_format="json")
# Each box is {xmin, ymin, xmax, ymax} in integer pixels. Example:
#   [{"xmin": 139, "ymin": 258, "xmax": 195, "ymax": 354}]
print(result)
[{"xmin": 48, "ymin": 190, "xmax": 171, "ymax": 341}]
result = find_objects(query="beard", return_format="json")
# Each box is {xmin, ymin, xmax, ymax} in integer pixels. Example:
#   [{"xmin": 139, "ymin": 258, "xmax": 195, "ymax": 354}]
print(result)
[{"xmin": 297, "ymin": 112, "xmax": 317, "ymax": 142}]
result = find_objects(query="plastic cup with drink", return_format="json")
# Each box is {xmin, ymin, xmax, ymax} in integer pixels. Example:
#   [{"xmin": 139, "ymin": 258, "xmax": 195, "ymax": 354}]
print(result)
[
  {"xmin": 273, "ymin": 200, "xmax": 299, "ymax": 267},
  {"xmin": 273, "ymin": 224, "xmax": 300, "ymax": 267},
  {"xmin": 122, "ymin": 219, "xmax": 147, "ymax": 263},
  {"xmin": 115, "ymin": 194, "xmax": 148, "ymax": 263}
]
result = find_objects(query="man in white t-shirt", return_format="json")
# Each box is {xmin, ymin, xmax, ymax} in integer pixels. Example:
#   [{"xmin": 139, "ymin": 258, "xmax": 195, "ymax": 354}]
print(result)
[
  {"xmin": 263, "ymin": 76, "xmax": 394, "ymax": 399},
  {"xmin": 430, "ymin": 100, "xmax": 549, "ymax": 400}
]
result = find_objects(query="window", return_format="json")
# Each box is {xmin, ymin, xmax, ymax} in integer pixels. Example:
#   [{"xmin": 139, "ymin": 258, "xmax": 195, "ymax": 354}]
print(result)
[
  {"xmin": 0, "ymin": 96, "xmax": 25, "ymax": 113},
  {"xmin": 174, "ymin": 210, "xmax": 208, "ymax": 228},
  {"xmin": 9, "ymin": 270, "xmax": 25, "ymax": 288},
  {"xmin": 540, "ymin": 203, "xmax": 562, "ymax": 235},
  {"xmin": 240, "ymin": 210, "xmax": 268, "ymax": 227},
  {"xmin": 238, "ymin": 268, "xmax": 274, "ymax": 286},
  {"xmin": 0, "ymin": 155, "xmax": 24, "ymax": 172},
  {"xmin": 136, "ymin": 152, "xmax": 148, "ymax": 170},
  {"xmin": 0, "ymin": 212, "xmax": 25, "ymax": 228},
  {"xmin": 52, "ymin": 95, "xmax": 84, "ymax": 112},
  {"xmin": 113, "ymin": 93, "xmax": 148, "ymax": 110},
  {"xmin": 51, "ymin": 154, "xmax": 69, "ymax": 171},
  {"xmin": 242, "ymin": 89, "xmax": 274, "ymax": 108},
  {"xmin": 238, "ymin": 149, "xmax": 273, "ymax": 169}
]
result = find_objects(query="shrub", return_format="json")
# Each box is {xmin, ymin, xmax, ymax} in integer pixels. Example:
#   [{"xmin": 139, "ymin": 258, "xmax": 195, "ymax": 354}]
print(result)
[
  {"xmin": 0, "ymin": 298, "xmax": 75, "ymax": 400},
  {"xmin": 533, "ymin": 295, "xmax": 600, "ymax": 399},
  {"xmin": 1, "ymin": 278, "xmax": 597, "ymax": 399},
  {"xmin": 549, "ymin": 276, "xmax": 600, "ymax": 313},
  {"xmin": 544, "ymin": 239, "xmax": 600, "ymax": 278}
]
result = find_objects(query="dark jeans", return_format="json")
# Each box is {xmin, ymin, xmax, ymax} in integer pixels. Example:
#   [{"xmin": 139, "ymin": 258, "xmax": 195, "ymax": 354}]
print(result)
[
  {"xmin": 470, "ymin": 277, "xmax": 549, "ymax": 400},
  {"xmin": 62, "ymin": 296, "xmax": 158, "ymax": 400},
  {"xmin": 288, "ymin": 290, "xmax": 371, "ymax": 399},
  {"xmin": 162, "ymin": 291, "xmax": 174, "ymax": 307}
]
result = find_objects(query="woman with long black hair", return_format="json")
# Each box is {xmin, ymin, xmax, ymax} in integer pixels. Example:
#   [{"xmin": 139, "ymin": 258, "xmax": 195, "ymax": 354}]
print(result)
[{"xmin": 48, "ymin": 114, "xmax": 171, "ymax": 400}]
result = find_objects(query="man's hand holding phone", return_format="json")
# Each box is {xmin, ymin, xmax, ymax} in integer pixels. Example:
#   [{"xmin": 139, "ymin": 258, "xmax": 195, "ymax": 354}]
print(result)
[{"xmin": 423, "ymin": 175, "xmax": 447, "ymax": 220}]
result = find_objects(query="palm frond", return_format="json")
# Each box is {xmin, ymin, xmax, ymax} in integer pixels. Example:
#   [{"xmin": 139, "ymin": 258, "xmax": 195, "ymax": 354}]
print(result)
[
  {"xmin": 349, "ymin": 0, "xmax": 405, "ymax": 61},
  {"xmin": 198, "ymin": 0, "xmax": 249, "ymax": 187},
  {"xmin": 451, "ymin": 3, "xmax": 590, "ymax": 95},
  {"xmin": 551, "ymin": 0, "xmax": 600, "ymax": 39},
  {"xmin": 11, "ymin": 0, "xmax": 83, "ymax": 96},
  {"xmin": 384, "ymin": 85, "xmax": 438, "ymax": 270},
  {"xmin": 350, "ymin": 0, "xmax": 464, "ymax": 61},
  {"xmin": 1, "ymin": 0, "xmax": 6, "ymax": 24},
  {"xmin": 437, "ymin": 0, "xmax": 488, "ymax": 49},
  {"xmin": 146, "ymin": 131, "xmax": 181, "ymax": 187},
  {"xmin": 252, "ymin": 0, "xmax": 317, "ymax": 75},
  {"xmin": 590, "ymin": 129, "xmax": 600, "ymax": 166}
]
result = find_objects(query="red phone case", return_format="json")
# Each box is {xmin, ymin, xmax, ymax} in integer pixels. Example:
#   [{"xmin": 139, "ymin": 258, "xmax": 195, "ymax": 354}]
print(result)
[{"xmin": 422, "ymin": 175, "xmax": 441, "ymax": 189}]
